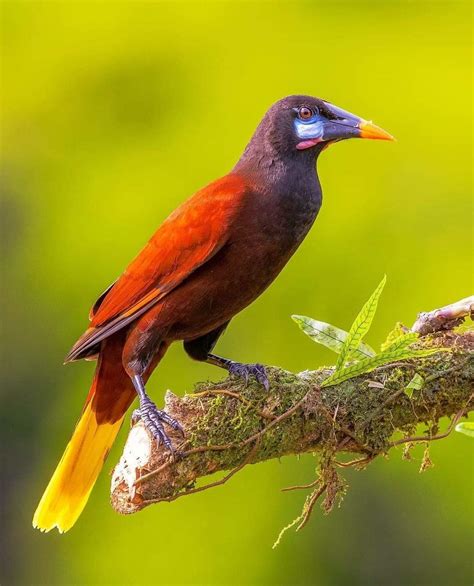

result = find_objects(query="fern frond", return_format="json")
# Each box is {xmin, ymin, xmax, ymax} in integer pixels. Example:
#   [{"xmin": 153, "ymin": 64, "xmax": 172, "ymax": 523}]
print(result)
[
  {"xmin": 335, "ymin": 275, "xmax": 386, "ymax": 371},
  {"xmin": 292, "ymin": 315, "xmax": 376, "ymax": 358}
]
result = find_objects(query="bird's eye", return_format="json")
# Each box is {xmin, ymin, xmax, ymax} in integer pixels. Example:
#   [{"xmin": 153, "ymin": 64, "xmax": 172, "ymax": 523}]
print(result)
[{"xmin": 298, "ymin": 106, "xmax": 315, "ymax": 120}]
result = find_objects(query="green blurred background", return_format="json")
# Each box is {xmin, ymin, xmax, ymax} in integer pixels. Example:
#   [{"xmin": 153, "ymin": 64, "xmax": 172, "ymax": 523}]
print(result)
[{"xmin": 1, "ymin": 1, "xmax": 472, "ymax": 584}]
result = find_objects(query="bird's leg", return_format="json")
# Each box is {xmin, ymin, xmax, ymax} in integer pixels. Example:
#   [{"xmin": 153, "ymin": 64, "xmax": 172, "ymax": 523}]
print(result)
[
  {"xmin": 183, "ymin": 327, "xmax": 270, "ymax": 390},
  {"xmin": 131, "ymin": 374, "xmax": 184, "ymax": 452},
  {"xmin": 206, "ymin": 353, "xmax": 270, "ymax": 391}
]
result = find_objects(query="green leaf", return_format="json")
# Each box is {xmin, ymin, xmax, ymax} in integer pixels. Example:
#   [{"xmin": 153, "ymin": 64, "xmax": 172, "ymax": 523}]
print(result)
[
  {"xmin": 404, "ymin": 373, "xmax": 424, "ymax": 398},
  {"xmin": 455, "ymin": 422, "xmax": 474, "ymax": 438},
  {"xmin": 321, "ymin": 347, "xmax": 442, "ymax": 388},
  {"xmin": 335, "ymin": 275, "xmax": 387, "ymax": 371},
  {"xmin": 381, "ymin": 322, "xmax": 407, "ymax": 351},
  {"xmin": 292, "ymin": 315, "xmax": 376, "ymax": 358},
  {"xmin": 383, "ymin": 332, "xmax": 419, "ymax": 353}
]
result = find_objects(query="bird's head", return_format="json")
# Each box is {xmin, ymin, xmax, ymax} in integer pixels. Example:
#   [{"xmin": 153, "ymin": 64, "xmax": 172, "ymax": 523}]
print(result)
[{"xmin": 257, "ymin": 95, "xmax": 394, "ymax": 155}]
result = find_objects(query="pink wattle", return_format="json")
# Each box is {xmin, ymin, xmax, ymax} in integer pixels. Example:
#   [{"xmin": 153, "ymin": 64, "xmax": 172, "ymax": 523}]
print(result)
[{"xmin": 296, "ymin": 138, "xmax": 323, "ymax": 150}]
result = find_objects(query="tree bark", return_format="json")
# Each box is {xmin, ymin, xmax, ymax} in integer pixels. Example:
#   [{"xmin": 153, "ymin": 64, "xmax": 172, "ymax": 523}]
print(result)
[{"xmin": 110, "ymin": 299, "xmax": 473, "ymax": 515}]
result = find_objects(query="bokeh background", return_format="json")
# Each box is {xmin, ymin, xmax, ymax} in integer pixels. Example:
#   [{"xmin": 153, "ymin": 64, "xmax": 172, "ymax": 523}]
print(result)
[{"xmin": 1, "ymin": 1, "xmax": 472, "ymax": 585}]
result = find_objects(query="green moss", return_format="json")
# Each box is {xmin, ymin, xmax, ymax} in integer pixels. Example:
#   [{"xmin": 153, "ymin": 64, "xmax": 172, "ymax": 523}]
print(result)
[
  {"xmin": 135, "ymin": 330, "xmax": 471, "ymax": 527},
  {"xmin": 176, "ymin": 335, "xmax": 472, "ymax": 484}
]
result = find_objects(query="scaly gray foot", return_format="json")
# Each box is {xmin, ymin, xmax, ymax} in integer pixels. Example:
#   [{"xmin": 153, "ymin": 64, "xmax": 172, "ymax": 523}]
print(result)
[
  {"xmin": 227, "ymin": 361, "xmax": 270, "ymax": 391},
  {"xmin": 132, "ymin": 398, "xmax": 184, "ymax": 452}
]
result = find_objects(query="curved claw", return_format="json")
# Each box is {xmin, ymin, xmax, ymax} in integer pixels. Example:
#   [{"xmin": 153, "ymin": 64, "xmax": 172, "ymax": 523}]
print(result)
[
  {"xmin": 228, "ymin": 362, "xmax": 270, "ymax": 391},
  {"xmin": 131, "ymin": 408, "xmax": 141, "ymax": 426},
  {"xmin": 158, "ymin": 410, "xmax": 185, "ymax": 436},
  {"xmin": 134, "ymin": 399, "xmax": 184, "ymax": 452},
  {"xmin": 254, "ymin": 364, "xmax": 270, "ymax": 391}
]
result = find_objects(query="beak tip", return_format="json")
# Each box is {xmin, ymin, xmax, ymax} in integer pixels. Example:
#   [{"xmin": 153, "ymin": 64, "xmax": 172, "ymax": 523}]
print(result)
[{"xmin": 359, "ymin": 120, "xmax": 395, "ymax": 142}]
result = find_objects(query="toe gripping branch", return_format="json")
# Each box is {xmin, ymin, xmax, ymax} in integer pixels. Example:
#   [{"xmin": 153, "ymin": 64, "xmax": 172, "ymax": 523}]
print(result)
[
  {"xmin": 207, "ymin": 354, "xmax": 270, "ymax": 390},
  {"xmin": 227, "ymin": 361, "xmax": 270, "ymax": 391},
  {"xmin": 132, "ymin": 375, "xmax": 184, "ymax": 451}
]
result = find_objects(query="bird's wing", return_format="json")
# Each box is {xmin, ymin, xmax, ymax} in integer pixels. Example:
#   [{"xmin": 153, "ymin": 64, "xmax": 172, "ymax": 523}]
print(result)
[{"xmin": 65, "ymin": 174, "xmax": 249, "ymax": 362}]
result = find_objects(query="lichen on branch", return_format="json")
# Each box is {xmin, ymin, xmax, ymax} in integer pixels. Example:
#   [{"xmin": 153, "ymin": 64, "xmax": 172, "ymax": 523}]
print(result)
[{"xmin": 111, "ymin": 325, "xmax": 473, "ymax": 519}]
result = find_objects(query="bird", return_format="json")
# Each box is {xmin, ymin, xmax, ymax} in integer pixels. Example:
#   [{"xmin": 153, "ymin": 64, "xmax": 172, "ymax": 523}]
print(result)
[{"xmin": 33, "ymin": 94, "xmax": 393, "ymax": 533}]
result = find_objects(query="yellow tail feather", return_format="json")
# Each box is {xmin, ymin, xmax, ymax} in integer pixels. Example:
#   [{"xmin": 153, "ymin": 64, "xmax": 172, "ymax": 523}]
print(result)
[{"xmin": 33, "ymin": 401, "xmax": 124, "ymax": 533}]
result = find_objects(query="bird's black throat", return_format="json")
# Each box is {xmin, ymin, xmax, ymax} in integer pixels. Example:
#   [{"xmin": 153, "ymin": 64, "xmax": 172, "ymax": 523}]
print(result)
[{"xmin": 234, "ymin": 129, "xmax": 324, "ymax": 246}]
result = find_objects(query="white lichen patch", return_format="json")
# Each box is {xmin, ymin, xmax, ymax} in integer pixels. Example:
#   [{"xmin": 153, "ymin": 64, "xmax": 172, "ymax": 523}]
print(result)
[{"xmin": 111, "ymin": 423, "xmax": 152, "ymax": 499}]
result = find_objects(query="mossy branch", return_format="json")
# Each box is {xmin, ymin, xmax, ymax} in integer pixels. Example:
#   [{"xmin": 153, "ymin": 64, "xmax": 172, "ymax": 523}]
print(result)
[{"xmin": 110, "ymin": 300, "xmax": 473, "ymax": 520}]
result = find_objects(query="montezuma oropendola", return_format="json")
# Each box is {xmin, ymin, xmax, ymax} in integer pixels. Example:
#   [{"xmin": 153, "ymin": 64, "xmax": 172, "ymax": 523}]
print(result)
[{"xmin": 33, "ymin": 95, "xmax": 393, "ymax": 533}]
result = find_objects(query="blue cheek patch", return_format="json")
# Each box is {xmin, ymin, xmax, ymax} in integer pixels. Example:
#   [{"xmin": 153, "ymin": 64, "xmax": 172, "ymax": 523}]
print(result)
[{"xmin": 294, "ymin": 118, "xmax": 325, "ymax": 140}]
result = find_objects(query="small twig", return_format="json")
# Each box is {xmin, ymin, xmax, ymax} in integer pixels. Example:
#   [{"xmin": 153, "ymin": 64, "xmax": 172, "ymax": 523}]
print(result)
[
  {"xmin": 357, "ymin": 361, "xmax": 471, "ymax": 434},
  {"xmin": 389, "ymin": 396, "xmax": 473, "ymax": 447},
  {"xmin": 142, "ymin": 438, "xmax": 261, "ymax": 506},
  {"xmin": 375, "ymin": 361, "xmax": 413, "ymax": 372},
  {"xmin": 423, "ymin": 359, "xmax": 471, "ymax": 383},
  {"xmin": 192, "ymin": 388, "xmax": 275, "ymax": 420},
  {"xmin": 334, "ymin": 455, "xmax": 374, "ymax": 468},
  {"xmin": 135, "ymin": 458, "xmax": 175, "ymax": 486},
  {"xmin": 281, "ymin": 479, "xmax": 320, "ymax": 492}
]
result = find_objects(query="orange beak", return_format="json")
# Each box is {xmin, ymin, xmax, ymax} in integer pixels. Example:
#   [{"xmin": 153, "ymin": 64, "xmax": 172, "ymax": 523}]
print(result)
[
  {"xmin": 359, "ymin": 120, "xmax": 395, "ymax": 141},
  {"xmin": 298, "ymin": 101, "xmax": 396, "ymax": 146}
]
